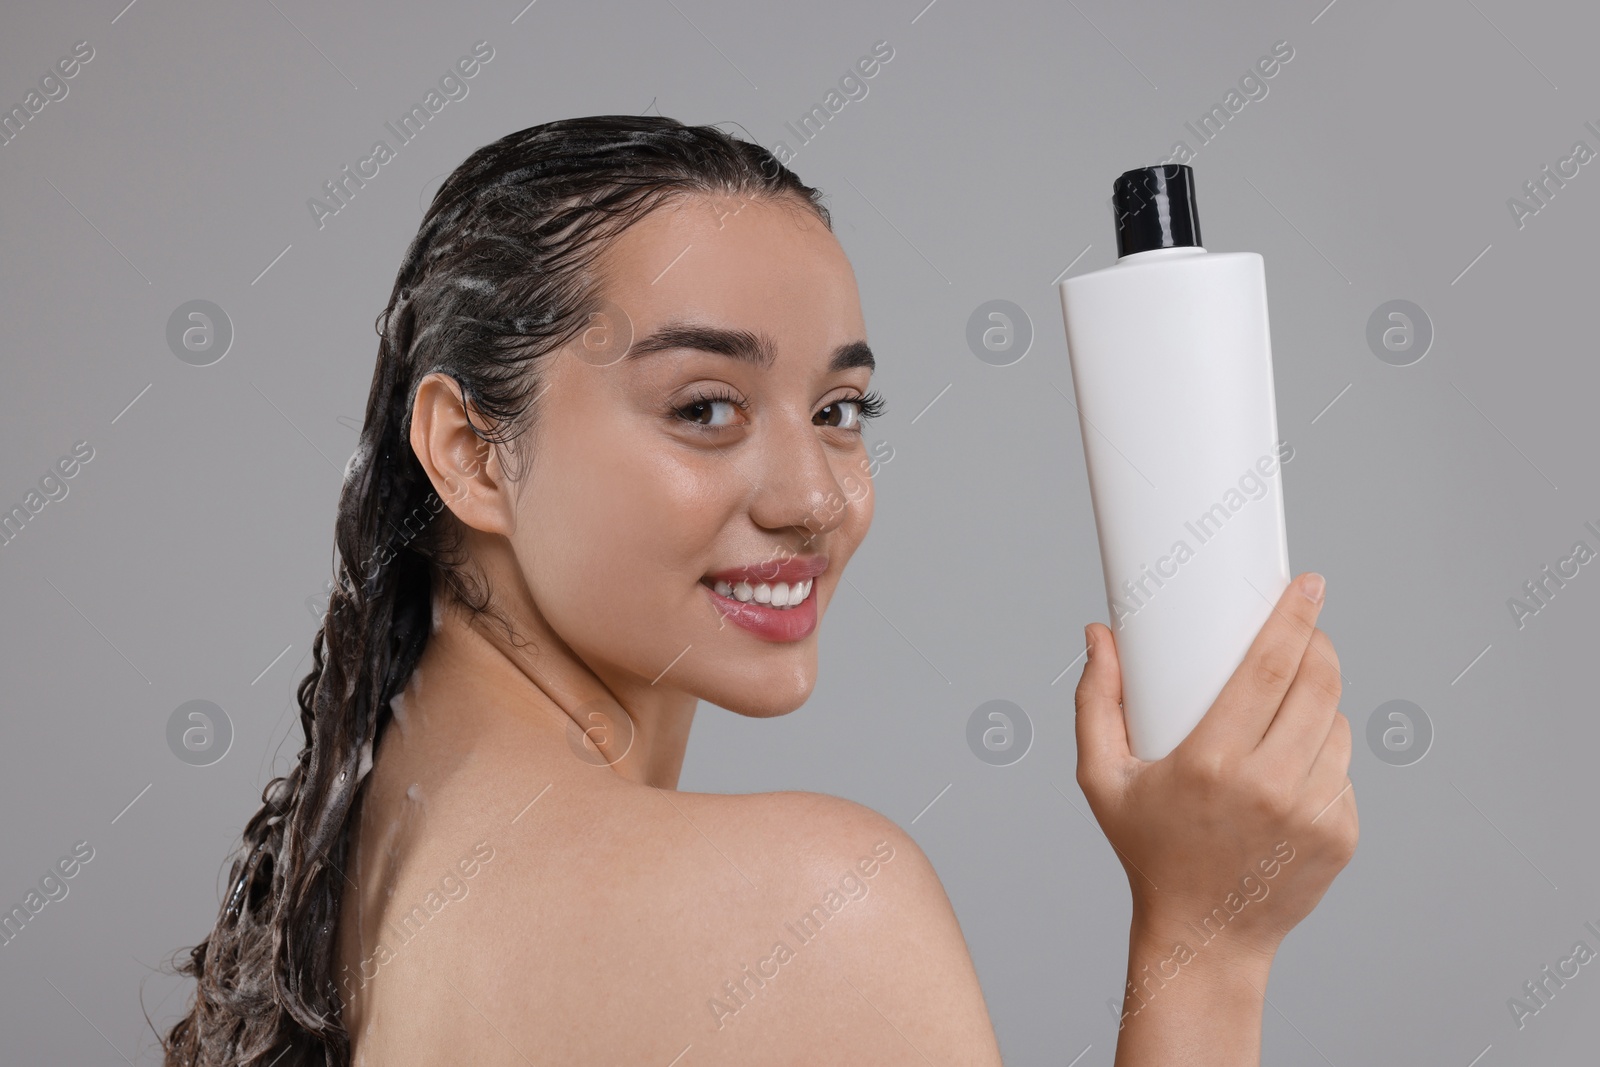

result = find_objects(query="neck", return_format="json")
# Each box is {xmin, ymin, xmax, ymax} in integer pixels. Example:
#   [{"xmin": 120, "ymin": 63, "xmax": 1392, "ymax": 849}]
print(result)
[{"xmin": 400, "ymin": 589, "xmax": 700, "ymax": 790}]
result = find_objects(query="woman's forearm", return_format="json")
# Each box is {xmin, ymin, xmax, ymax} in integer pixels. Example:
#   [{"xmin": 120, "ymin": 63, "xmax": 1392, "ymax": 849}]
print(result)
[{"xmin": 1111, "ymin": 917, "xmax": 1277, "ymax": 1066}]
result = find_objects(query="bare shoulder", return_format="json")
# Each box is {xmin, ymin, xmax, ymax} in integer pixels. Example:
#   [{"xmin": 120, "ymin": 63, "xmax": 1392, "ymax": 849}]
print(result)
[
  {"xmin": 353, "ymin": 783, "xmax": 1004, "ymax": 1064},
  {"xmin": 659, "ymin": 787, "xmax": 968, "ymax": 933},
  {"xmin": 668, "ymin": 788, "xmax": 1007, "ymax": 1064},
  {"xmin": 673, "ymin": 787, "xmax": 912, "ymax": 858},
  {"xmin": 688, "ymin": 788, "xmax": 955, "ymax": 908}
]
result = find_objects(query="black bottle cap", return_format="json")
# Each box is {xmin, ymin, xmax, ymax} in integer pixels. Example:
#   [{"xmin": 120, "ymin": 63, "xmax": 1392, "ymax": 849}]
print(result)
[{"xmin": 1112, "ymin": 164, "xmax": 1202, "ymax": 257}]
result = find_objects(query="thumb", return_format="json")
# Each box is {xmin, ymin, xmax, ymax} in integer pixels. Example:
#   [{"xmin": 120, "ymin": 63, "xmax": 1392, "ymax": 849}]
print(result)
[{"xmin": 1074, "ymin": 622, "xmax": 1130, "ymax": 783}]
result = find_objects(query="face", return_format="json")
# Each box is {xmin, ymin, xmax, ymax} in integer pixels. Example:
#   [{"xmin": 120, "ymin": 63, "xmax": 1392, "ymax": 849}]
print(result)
[{"xmin": 503, "ymin": 192, "xmax": 879, "ymax": 716}]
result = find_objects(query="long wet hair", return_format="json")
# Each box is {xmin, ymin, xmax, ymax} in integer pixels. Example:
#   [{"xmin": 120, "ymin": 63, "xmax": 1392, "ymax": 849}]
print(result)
[{"xmin": 160, "ymin": 115, "xmax": 831, "ymax": 1067}]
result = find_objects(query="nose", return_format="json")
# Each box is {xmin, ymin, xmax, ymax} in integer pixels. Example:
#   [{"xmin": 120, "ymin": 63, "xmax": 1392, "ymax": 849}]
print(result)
[{"xmin": 746, "ymin": 416, "xmax": 853, "ymax": 542}]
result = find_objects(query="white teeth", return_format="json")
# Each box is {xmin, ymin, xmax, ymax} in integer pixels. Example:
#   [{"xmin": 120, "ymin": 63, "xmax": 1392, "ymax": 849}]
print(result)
[{"xmin": 708, "ymin": 576, "xmax": 813, "ymax": 609}]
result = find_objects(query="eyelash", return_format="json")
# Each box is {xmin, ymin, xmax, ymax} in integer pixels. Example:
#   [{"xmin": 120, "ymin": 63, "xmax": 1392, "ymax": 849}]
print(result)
[{"xmin": 672, "ymin": 388, "xmax": 887, "ymax": 432}]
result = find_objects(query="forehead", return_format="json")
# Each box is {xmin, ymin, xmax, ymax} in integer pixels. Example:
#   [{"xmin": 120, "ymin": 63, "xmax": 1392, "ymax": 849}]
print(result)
[{"xmin": 592, "ymin": 192, "xmax": 866, "ymax": 354}]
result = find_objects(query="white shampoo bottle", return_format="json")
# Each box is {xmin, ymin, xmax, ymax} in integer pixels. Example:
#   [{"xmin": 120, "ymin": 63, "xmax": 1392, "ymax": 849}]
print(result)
[{"xmin": 1058, "ymin": 164, "xmax": 1291, "ymax": 761}]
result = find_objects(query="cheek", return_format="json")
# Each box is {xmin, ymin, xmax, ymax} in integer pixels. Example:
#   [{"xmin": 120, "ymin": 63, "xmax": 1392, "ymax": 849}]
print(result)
[
  {"xmin": 834, "ymin": 461, "xmax": 875, "ymax": 550},
  {"xmin": 514, "ymin": 416, "xmax": 739, "ymax": 637}
]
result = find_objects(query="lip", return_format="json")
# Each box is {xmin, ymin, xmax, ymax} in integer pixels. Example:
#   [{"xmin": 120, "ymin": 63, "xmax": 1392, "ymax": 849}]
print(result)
[
  {"xmin": 702, "ymin": 553, "xmax": 828, "ymax": 587},
  {"xmin": 701, "ymin": 580, "xmax": 819, "ymax": 642}
]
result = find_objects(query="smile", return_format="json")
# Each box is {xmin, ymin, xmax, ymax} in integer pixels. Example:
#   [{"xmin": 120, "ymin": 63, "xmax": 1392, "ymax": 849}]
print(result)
[
  {"xmin": 703, "ymin": 577, "xmax": 814, "ymax": 609},
  {"xmin": 698, "ymin": 554, "xmax": 828, "ymax": 641}
]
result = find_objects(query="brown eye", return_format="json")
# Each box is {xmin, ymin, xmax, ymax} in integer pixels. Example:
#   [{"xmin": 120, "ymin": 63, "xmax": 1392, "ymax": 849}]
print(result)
[
  {"xmin": 815, "ymin": 399, "xmax": 864, "ymax": 430},
  {"xmin": 673, "ymin": 391, "xmax": 745, "ymax": 428},
  {"xmin": 815, "ymin": 390, "xmax": 886, "ymax": 431}
]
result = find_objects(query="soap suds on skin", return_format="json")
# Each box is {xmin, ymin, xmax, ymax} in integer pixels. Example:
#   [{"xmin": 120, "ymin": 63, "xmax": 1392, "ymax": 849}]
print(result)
[{"xmin": 389, "ymin": 690, "xmax": 409, "ymax": 732}]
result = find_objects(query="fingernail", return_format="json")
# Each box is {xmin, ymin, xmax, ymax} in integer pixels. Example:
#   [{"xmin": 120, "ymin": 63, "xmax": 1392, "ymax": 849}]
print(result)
[
  {"xmin": 1299, "ymin": 572, "xmax": 1326, "ymax": 603},
  {"xmin": 1084, "ymin": 624, "xmax": 1094, "ymax": 660}
]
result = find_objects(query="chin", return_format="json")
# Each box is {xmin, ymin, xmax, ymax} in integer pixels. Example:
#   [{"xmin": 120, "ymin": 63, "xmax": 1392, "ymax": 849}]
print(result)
[{"xmin": 700, "ymin": 657, "xmax": 817, "ymax": 718}]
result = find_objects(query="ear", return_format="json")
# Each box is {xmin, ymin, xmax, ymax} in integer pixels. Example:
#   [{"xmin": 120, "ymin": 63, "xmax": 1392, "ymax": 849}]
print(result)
[{"xmin": 408, "ymin": 372, "xmax": 515, "ymax": 537}]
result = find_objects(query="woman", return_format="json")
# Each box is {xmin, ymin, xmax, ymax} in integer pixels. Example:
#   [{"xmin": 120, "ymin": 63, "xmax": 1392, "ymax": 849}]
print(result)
[{"xmin": 162, "ymin": 115, "xmax": 1356, "ymax": 1065}]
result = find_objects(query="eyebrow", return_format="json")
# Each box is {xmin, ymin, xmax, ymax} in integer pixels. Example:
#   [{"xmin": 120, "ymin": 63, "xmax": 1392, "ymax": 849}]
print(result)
[{"xmin": 623, "ymin": 319, "xmax": 875, "ymax": 373}]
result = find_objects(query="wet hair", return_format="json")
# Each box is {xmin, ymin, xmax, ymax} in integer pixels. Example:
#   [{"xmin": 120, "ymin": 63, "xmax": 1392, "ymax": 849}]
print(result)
[{"xmin": 159, "ymin": 114, "xmax": 830, "ymax": 1067}]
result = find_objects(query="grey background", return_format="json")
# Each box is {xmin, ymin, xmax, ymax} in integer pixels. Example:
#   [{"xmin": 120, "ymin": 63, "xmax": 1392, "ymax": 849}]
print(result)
[{"xmin": 2, "ymin": 0, "xmax": 1597, "ymax": 1062}]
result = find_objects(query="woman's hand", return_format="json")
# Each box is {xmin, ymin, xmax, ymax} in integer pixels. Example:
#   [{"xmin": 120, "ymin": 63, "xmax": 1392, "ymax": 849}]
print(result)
[{"xmin": 1074, "ymin": 571, "xmax": 1359, "ymax": 964}]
